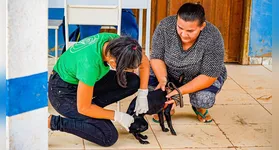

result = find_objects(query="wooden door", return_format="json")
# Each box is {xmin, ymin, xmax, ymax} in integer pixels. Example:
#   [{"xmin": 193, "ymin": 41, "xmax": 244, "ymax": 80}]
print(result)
[
  {"xmin": 135, "ymin": 0, "xmax": 244, "ymax": 62},
  {"xmin": 168, "ymin": 0, "xmax": 244, "ymax": 62}
]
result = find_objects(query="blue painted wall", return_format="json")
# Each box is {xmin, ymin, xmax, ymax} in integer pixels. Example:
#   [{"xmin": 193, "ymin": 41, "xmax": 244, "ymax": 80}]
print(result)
[
  {"xmin": 249, "ymin": 0, "xmax": 272, "ymax": 57},
  {"xmin": 6, "ymin": 72, "xmax": 48, "ymax": 117},
  {"xmin": 48, "ymin": 8, "xmax": 78, "ymax": 56},
  {"xmin": 48, "ymin": 8, "xmax": 139, "ymax": 56}
]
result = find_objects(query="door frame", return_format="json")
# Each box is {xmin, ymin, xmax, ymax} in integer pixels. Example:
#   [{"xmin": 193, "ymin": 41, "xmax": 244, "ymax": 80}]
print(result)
[{"xmin": 239, "ymin": 0, "xmax": 252, "ymax": 65}]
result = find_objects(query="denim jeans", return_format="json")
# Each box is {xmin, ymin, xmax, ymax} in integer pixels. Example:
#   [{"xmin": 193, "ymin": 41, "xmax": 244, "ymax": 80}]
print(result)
[{"xmin": 48, "ymin": 70, "xmax": 140, "ymax": 146}]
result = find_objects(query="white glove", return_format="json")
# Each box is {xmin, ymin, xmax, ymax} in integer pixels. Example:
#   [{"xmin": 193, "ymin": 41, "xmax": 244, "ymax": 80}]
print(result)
[
  {"xmin": 134, "ymin": 89, "xmax": 149, "ymax": 116},
  {"xmin": 114, "ymin": 111, "xmax": 134, "ymax": 132}
]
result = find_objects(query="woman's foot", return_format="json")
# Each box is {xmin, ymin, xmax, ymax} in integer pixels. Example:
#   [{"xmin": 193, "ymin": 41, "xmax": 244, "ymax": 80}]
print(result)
[
  {"xmin": 192, "ymin": 106, "xmax": 213, "ymax": 123},
  {"xmin": 152, "ymin": 109, "xmax": 175, "ymax": 123},
  {"xmin": 48, "ymin": 114, "xmax": 52, "ymax": 129}
]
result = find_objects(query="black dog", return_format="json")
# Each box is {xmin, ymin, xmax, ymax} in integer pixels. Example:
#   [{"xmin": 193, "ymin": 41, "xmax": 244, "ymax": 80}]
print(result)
[{"xmin": 127, "ymin": 82, "xmax": 183, "ymax": 144}]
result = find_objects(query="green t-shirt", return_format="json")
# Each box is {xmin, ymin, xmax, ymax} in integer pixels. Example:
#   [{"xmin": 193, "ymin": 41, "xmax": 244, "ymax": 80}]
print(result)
[{"xmin": 54, "ymin": 32, "xmax": 120, "ymax": 86}]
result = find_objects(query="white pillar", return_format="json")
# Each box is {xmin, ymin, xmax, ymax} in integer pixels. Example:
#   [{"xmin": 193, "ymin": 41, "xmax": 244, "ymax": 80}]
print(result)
[
  {"xmin": 6, "ymin": 0, "xmax": 48, "ymax": 149},
  {"xmin": 0, "ymin": 0, "xmax": 7, "ymax": 150}
]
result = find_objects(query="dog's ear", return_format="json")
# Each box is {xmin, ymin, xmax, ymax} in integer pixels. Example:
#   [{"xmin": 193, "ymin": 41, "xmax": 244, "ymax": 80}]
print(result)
[
  {"xmin": 129, "ymin": 115, "xmax": 148, "ymax": 133},
  {"xmin": 126, "ymin": 97, "xmax": 137, "ymax": 115}
]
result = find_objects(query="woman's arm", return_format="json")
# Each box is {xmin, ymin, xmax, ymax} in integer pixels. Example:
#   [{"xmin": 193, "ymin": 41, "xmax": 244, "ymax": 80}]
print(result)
[
  {"xmin": 138, "ymin": 52, "xmax": 150, "ymax": 89},
  {"xmin": 76, "ymin": 81, "xmax": 115, "ymax": 120},
  {"xmin": 150, "ymin": 59, "xmax": 168, "ymax": 91},
  {"xmin": 166, "ymin": 75, "xmax": 217, "ymax": 104}
]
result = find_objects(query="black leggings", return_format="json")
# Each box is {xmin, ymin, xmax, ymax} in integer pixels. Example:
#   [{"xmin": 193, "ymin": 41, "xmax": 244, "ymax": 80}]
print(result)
[{"xmin": 48, "ymin": 70, "xmax": 140, "ymax": 147}]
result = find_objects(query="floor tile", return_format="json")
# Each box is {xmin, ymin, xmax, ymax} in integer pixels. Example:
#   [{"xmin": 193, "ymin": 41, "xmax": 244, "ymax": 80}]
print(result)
[
  {"xmin": 236, "ymin": 147, "xmax": 272, "ymax": 150},
  {"xmin": 245, "ymin": 88, "xmax": 272, "ymax": 104},
  {"xmin": 84, "ymin": 126, "xmax": 160, "ymax": 149},
  {"xmin": 226, "ymin": 65, "xmax": 271, "ymax": 89},
  {"xmin": 145, "ymin": 106, "xmax": 210, "ymax": 125},
  {"xmin": 48, "ymin": 101, "xmax": 60, "ymax": 116},
  {"xmin": 237, "ymin": 147, "xmax": 272, "ymax": 150},
  {"xmin": 120, "ymin": 94, "xmax": 136, "ymax": 112},
  {"xmin": 226, "ymin": 65, "xmax": 271, "ymax": 76},
  {"xmin": 49, "ymin": 130, "xmax": 53, "ymax": 138},
  {"xmin": 104, "ymin": 103, "xmax": 117, "ymax": 110},
  {"xmin": 231, "ymin": 76, "xmax": 271, "ymax": 90},
  {"xmin": 222, "ymin": 78, "xmax": 243, "ymax": 90},
  {"xmin": 263, "ymin": 65, "xmax": 272, "ymax": 72},
  {"xmin": 48, "ymin": 132, "xmax": 84, "ymax": 149},
  {"xmin": 215, "ymin": 89, "xmax": 258, "ymax": 105},
  {"xmin": 219, "ymin": 124, "xmax": 272, "ymax": 147},
  {"xmin": 152, "ymin": 124, "xmax": 232, "ymax": 149},
  {"xmin": 163, "ymin": 148, "xmax": 235, "ymax": 150},
  {"xmin": 210, "ymin": 105, "xmax": 272, "ymax": 125},
  {"xmin": 183, "ymin": 95, "xmax": 191, "ymax": 104},
  {"xmin": 48, "ymin": 57, "xmax": 56, "ymax": 66},
  {"xmin": 262, "ymin": 104, "xmax": 272, "ymax": 114}
]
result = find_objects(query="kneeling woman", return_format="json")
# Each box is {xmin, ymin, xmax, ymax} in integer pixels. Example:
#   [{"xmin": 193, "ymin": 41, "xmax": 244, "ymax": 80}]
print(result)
[{"xmin": 48, "ymin": 33, "xmax": 150, "ymax": 146}]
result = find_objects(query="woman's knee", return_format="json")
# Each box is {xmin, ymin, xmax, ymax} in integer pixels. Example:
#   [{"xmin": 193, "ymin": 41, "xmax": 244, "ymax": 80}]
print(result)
[
  {"xmin": 102, "ymin": 127, "xmax": 118, "ymax": 147},
  {"xmin": 126, "ymin": 72, "xmax": 140, "ymax": 90},
  {"xmin": 190, "ymin": 91, "xmax": 216, "ymax": 109},
  {"xmin": 84, "ymin": 119, "xmax": 119, "ymax": 147},
  {"xmin": 92, "ymin": 124, "xmax": 118, "ymax": 147}
]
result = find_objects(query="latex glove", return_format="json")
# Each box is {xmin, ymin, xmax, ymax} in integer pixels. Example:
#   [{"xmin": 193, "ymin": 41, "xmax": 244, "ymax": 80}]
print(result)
[
  {"xmin": 134, "ymin": 89, "xmax": 149, "ymax": 116},
  {"xmin": 114, "ymin": 111, "xmax": 134, "ymax": 132}
]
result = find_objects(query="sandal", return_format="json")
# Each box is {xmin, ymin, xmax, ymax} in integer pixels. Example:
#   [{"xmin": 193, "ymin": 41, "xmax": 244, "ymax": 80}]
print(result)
[{"xmin": 192, "ymin": 106, "xmax": 213, "ymax": 123}]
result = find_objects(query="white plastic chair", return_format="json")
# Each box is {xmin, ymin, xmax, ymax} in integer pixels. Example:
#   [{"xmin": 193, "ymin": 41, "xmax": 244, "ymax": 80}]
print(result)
[
  {"xmin": 48, "ymin": 19, "xmax": 63, "ymax": 63},
  {"xmin": 64, "ymin": 0, "xmax": 122, "ymax": 111},
  {"xmin": 64, "ymin": 0, "xmax": 122, "ymax": 49}
]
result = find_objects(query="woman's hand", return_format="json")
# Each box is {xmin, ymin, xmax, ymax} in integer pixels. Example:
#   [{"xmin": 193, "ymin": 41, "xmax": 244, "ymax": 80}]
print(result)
[
  {"xmin": 155, "ymin": 77, "xmax": 168, "ymax": 91},
  {"xmin": 134, "ymin": 89, "xmax": 149, "ymax": 116},
  {"xmin": 114, "ymin": 111, "xmax": 134, "ymax": 132},
  {"xmin": 165, "ymin": 90, "xmax": 179, "ymax": 110}
]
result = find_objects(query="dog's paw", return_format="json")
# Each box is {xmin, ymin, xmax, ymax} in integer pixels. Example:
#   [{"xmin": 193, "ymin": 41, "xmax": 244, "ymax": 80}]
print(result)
[
  {"xmin": 162, "ymin": 128, "xmax": 169, "ymax": 132},
  {"xmin": 139, "ymin": 140, "xmax": 150, "ymax": 144},
  {"xmin": 139, "ymin": 134, "xmax": 148, "ymax": 140},
  {"xmin": 170, "ymin": 129, "xmax": 177, "ymax": 136}
]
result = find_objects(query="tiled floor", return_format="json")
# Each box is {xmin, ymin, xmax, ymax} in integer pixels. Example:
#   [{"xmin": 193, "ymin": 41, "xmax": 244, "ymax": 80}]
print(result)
[{"xmin": 48, "ymin": 60, "xmax": 272, "ymax": 150}]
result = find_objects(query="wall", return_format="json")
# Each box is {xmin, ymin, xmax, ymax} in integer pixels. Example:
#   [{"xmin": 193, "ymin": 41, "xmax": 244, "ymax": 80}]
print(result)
[
  {"xmin": 249, "ymin": 0, "xmax": 272, "ymax": 57},
  {"xmin": 6, "ymin": 0, "xmax": 48, "ymax": 149}
]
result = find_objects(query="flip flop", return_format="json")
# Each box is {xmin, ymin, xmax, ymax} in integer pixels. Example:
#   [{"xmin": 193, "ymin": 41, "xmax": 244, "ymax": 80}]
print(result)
[
  {"xmin": 152, "ymin": 117, "xmax": 160, "ymax": 123},
  {"xmin": 192, "ymin": 106, "xmax": 213, "ymax": 123}
]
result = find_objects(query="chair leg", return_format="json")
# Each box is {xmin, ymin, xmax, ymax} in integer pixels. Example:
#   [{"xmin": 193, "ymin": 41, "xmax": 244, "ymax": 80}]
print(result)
[{"xmin": 55, "ymin": 29, "xmax": 58, "ymax": 63}]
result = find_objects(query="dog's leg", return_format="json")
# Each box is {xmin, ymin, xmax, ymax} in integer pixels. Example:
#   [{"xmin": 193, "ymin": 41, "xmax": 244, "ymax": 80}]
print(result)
[
  {"xmin": 132, "ymin": 133, "xmax": 150, "ymax": 144},
  {"xmin": 138, "ymin": 133, "xmax": 148, "ymax": 140},
  {"xmin": 158, "ymin": 111, "xmax": 169, "ymax": 132},
  {"xmin": 164, "ymin": 104, "xmax": 177, "ymax": 135}
]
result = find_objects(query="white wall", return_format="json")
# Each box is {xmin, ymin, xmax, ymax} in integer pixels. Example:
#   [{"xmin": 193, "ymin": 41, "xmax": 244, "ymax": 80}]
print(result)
[{"xmin": 6, "ymin": 0, "xmax": 48, "ymax": 149}]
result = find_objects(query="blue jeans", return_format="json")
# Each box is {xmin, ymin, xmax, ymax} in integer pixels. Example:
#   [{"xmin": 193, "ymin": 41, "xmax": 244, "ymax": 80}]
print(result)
[{"xmin": 48, "ymin": 70, "xmax": 140, "ymax": 146}]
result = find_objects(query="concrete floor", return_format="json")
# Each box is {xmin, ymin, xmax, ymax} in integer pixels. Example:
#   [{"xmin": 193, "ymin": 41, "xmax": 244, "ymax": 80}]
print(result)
[{"xmin": 48, "ymin": 59, "xmax": 272, "ymax": 150}]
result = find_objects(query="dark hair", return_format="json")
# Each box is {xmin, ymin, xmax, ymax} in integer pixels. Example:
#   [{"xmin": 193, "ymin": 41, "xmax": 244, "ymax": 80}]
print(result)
[
  {"xmin": 177, "ymin": 3, "xmax": 205, "ymax": 26},
  {"xmin": 105, "ymin": 36, "xmax": 142, "ymax": 88}
]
